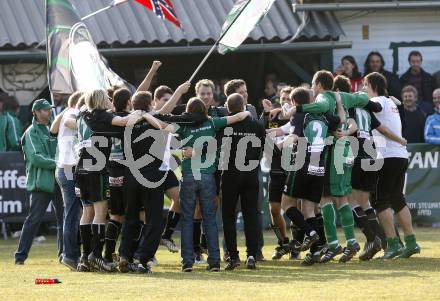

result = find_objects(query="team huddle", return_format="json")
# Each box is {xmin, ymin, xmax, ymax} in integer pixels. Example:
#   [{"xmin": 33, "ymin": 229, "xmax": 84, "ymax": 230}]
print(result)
[{"xmin": 17, "ymin": 61, "xmax": 421, "ymax": 274}]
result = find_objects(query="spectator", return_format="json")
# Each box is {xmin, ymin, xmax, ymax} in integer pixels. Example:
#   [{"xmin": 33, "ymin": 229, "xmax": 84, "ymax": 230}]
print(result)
[
  {"xmin": 432, "ymin": 70, "xmax": 440, "ymax": 90},
  {"xmin": 264, "ymin": 80, "xmax": 278, "ymax": 103},
  {"xmin": 15, "ymin": 99, "xmax": 64, "ymax": 265},
  {"xmin": 52, "ymin": 93, "xmax": 67, "ymax": 115},
  {"xmin": 299, "ymin": 82, "xmax": 311, "ymax": 89},
  {"xmin": 0, "ymin": 93, "xmax": 8, "ymax": 151},
  {"xmin": 401, "ymin": 77, "xmax": 434, "ymax": 115},
  {"xmin": 4, "ymin": 95, "xmax": 23, "ymax": 151},
  {"xmin": 265, "ymin": 72, "xmax": 278, "ymax": 84},
  {"xmin": 364, "ymin": 51, "xmax": 401, "ymax": 98},
  {"xmin": 214, "ymin": 78, "xmax": 229, "ymax": 106},
  {"xmin": 276, "ymin": 82, "xmax": 288, "ymax": 98},
  {"xmin": 424, "ymin": 88, "xmax": 440, "ymax": 144},
  {"xmin": 336, "ymin": 55, "xmax": 363, "ymax": 92},
  {"xmin": 400, "ymin": 51, "xmax": 434, "ymax": 103},
  {"xmin": 401, "ymin": 85, "xmax": 426, "ymax": 143}
]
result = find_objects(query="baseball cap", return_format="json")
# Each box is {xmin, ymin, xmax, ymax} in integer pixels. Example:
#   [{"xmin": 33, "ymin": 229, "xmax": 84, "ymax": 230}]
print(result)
[{"xmin": 32, "ymin": 99, "xmax": 54, "ymax": 111}]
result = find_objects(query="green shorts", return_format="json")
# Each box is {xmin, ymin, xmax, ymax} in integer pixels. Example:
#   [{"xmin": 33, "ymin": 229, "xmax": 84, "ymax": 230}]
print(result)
[{"xmin": 323, "ymin": 142, "xmax": 354, "ymax": 197}]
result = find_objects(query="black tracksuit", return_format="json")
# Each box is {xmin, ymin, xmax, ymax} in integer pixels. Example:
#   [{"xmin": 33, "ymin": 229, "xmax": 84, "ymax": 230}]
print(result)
[
  {"xmin": 119, "ymin": 120, "xmax": 167, "ymax": 264},
  {"xmin": 220, "ymin": 115, "xmax": 265, "ymax": 259},
  {"xmin": 119, "ymin": 113, "xmax": 207, "ymax": 264}
]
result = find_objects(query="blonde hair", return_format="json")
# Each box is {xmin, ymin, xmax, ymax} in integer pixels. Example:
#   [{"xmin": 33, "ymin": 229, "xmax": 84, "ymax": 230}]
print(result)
[
  {"xmin": 195, "ymin": 79, "xmax": 215, "ymax": 94},
  {"xmin": 68, "ymin": 91, "xmax": 83, "ymax": 108},
  {"xmin": 76, "ymin": 95, "xmax": 85, "ymax": 110},
  {"xmin": 84, "ymin": 89, "xmax": 109, "ymax": 111}
]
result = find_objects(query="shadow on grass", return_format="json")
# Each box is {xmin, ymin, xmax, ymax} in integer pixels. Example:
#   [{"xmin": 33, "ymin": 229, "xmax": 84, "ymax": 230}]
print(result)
[
  {"xmin": 260, "ymin": 257, "xmax": 440, "ymax": 271},
  {"xmin": 108, "ymin": 257, "xmax": 439, "ymax": 284}
]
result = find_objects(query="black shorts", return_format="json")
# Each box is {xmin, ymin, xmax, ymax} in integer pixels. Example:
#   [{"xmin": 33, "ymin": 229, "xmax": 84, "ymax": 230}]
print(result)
[
  {"xmin": 283, "ymin": 169, "xmax": 324, "ymax": 204},
  {"xmin": 372, "ymin": 157, "xmax": 408, "ymax": 212},
  {"xmin": 268, "ymin": 172, "xmax": 287, "ymax": 203},
  {"xmin": 75, "ymin": 173, "xmax": 109, "ymax": 204},
  {"xmin": 351, "ymin": 158, "xmax": 377, "ymax": 192},
  {"xmin": 162, "ymin": 170, "xmax": 179, "ymax": 192},
  {"xmin": 108, "ymin": 167, "xmax": 125, "ymax": 216}
]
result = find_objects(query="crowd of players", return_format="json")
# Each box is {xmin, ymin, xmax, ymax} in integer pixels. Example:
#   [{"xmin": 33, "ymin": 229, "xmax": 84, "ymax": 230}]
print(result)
[{"xmin": 14, "ymin": 61, "xmax": 421, "ymax": 273}]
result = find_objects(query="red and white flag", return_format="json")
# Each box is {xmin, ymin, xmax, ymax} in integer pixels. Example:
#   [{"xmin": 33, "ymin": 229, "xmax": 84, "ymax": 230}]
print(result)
[{"xmin": 111, "ymin": 0, "xmax": 181, "ymax": 28}]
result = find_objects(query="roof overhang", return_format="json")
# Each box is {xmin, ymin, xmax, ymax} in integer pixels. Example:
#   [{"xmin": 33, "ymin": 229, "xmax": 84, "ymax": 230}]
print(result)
[
  {"xmin": 0, "ymin": 41, "xmax": 352, "ymax": 63},
  {"xmin": 293, "ymin": 1, "xmax": 440, "ymax": 12}
]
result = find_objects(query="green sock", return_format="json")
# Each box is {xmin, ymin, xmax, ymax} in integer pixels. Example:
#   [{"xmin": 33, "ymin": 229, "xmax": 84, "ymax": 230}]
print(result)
[
  {"xmin": 404, "ymin": 234, "xmax": 417, "ymax": 248},
  {"xmin": 321, "ymin": 203, "xmax": 338, "ymax": 248},
  {"xmin": 338, "ymin": 203, "xmax": 356, "ymax": 245},
  {"xmin": 386, "ymin": 237, "xmax": 399, "ymax": 250}
]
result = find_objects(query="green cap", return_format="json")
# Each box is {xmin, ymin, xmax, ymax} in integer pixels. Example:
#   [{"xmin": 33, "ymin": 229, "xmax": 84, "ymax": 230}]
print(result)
[{"xmin": 32, "ymin": 99, "xmax": 53, "ymax": 111}]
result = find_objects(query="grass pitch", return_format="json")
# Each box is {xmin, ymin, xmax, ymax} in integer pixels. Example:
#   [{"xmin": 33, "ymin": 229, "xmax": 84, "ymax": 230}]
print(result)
[{"xmin": 1, "ymin": 229, "xmax": 439, "ymax": 301}]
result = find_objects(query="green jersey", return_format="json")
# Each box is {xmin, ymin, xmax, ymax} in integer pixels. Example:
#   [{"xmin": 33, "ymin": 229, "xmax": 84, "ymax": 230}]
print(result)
[
  {"xmin": 300, "ymin": 91, "xmax": 369, "ymax": 144},
  {"xmin": 78, "ymin": 114, "xmax": 93, "ymax": 144},
  {"xmin": 109, "ymin": 112, "xmax": 129, "ymax": 168},
  {"xmin": 349, "ymin": 107, "xmax": 381, "ymax": 159},
  {"xmin": 293, "ymin": 113, "xmax": 331, "ymax": 176},
  {"xmin": 208, "ymin": 106, "xmax": 227, "ymax": 118},
  {"xmin": 76, "ymin": 113, "xmax": 93, "ymax": 172},
  {"xmin": 176, "ymin": 117, "xmax": 228, "ymax": 174},
  {"xmin": 300, "ymin": 91, "xmax": 369, "ymax": 115}
]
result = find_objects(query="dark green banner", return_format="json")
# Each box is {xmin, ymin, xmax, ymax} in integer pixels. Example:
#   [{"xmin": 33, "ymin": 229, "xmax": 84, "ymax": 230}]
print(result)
[
  {"xmin": 46, "ymin": 0, "xmax": 134, "ymax": 95},
  {"xmin": 406, "ymin": 144, "xmax": 440, "ymax": 225}
]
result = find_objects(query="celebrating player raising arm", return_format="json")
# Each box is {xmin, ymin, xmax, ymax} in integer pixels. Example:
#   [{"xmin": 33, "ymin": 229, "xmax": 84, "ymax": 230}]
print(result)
[{"xmin": 136, "ymin": 60, "xmax": 162, "ymax": 93}]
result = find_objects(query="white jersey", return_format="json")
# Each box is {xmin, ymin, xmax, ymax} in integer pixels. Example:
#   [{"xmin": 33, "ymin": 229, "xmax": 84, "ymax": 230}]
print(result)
[
  {"xmin": 159, "ymin": 134, "xmax": 173, "ymax": 171},
  {"xmin": 151, "ymin": 109, "xmax": 174, "ymax": 171},
  {"xmin": 280, "ymin": 122, "xmax": 293, "ymax": 135},
  {"xmin": 56, "ymin": 108, "xmax": 79, "ymax": 167},
  {"xmin": 371, "ymin": 96, "xmax": 408, "ymax": 159}
]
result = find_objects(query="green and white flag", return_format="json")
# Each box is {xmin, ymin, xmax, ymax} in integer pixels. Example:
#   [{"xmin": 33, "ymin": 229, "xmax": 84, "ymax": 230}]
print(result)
[
  {"xmin": 218, "ymin": 0, "xmax": 276, "ymax": 54},
  {"xmin": 46, "ymin": 0, "xmax": 133, "ymax": 94}
]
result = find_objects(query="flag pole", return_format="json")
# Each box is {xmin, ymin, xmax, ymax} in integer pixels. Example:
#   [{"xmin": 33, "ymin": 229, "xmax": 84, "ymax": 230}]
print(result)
[
  {"xmin": 45, "ymin": 0, "xmax": 54, "ymax": 109},
  {"xmin": 188, "ymin": 43, "xmax": 218, "ymax": 83},
  {"xmin": 81, "ymin": 5, "xmax": 113, "ymax": 21},
  {"xmin": 188, "ymin": 0, "xmax": 254, "ymax": 82}
]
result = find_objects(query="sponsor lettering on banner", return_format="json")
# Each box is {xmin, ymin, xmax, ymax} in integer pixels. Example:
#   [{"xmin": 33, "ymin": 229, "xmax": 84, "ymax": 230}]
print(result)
[
  {"xmin": 1, "ymin": 144, "xmax": 439, "ymax": 226},
  {"xmin": 404, "ymin": 144, "xmax": 440, "ymax": 224},
  {"xmin": 0, "ymin": 152, "xmax": 56, "ymax": 222}
]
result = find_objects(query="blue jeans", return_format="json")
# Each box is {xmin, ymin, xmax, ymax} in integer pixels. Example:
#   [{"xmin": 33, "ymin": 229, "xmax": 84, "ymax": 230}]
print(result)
[
  {"xmin": 15, "ymin": 188, "xmax": 64, "ymax": 262},
  {"xmin": 56, "ymin": 167, "xmax": 81, "ymax": 261},
  {"xmin": 180, "ymin": 173, "xmax": 220, "ymax": 266}
]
